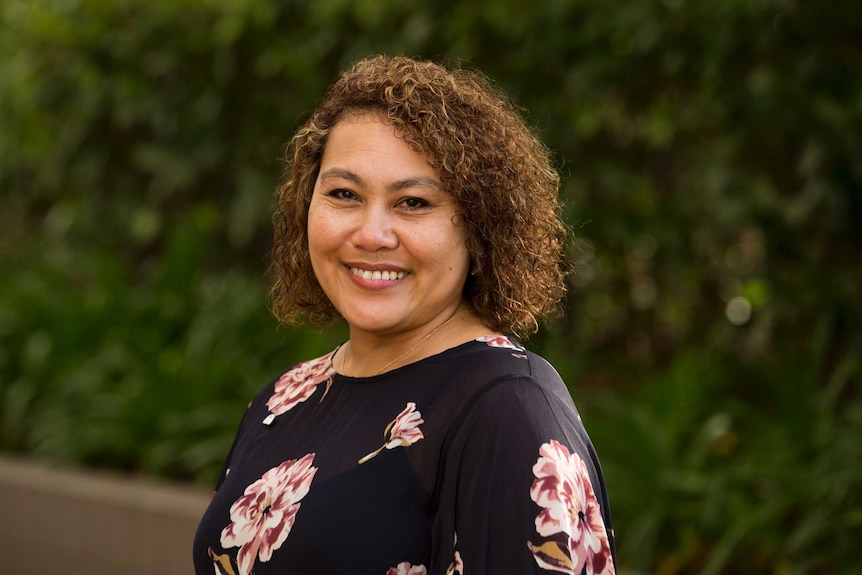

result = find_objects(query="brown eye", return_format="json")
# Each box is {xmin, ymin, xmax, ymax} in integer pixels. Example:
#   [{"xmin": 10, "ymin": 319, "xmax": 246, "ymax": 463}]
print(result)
[
  {"xmin": 399, "ymin": 197, "xmax": 429, "ymax": 210},
  {"xmin": 330, "ymin": 189, "xmax": 356, "ymax": 200}
]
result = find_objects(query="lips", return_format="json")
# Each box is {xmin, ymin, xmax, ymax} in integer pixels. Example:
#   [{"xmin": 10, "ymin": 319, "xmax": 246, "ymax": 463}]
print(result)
[{"xmin": 349, "ymin": 267, "xmax": 409, "ymax": 281}]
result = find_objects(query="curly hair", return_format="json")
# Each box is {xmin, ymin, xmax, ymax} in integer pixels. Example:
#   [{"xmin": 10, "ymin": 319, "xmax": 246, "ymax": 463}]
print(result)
[{"xmin": 269, "ymin": 55, "xmax": 568, "ymax": 337}]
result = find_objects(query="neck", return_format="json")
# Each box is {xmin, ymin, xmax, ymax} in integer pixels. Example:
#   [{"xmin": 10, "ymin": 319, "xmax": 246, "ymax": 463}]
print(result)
[{"xmin": 339, "ymin": 307, "xmax": 473, "ymax": 377}]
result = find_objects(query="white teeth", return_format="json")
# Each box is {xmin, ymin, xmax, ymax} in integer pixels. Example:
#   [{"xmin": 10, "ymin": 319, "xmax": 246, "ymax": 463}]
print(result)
[{"xmin": 351, "ymin": 267, "xmax": 407, "ymax": 281}]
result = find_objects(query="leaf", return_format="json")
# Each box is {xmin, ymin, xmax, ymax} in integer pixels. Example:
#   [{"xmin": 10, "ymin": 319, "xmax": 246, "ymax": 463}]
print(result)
[{"xmin": 528, "ymin": 539, "xmax": 575, "ymax": 574}]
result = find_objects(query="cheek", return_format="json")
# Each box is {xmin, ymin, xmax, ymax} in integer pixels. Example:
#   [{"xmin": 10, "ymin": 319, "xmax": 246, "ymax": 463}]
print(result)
[
  {"xmin": 437, "ymin": 227, "xmax": 471, "ymax": 277},
  {"xmin": 306, "ymin": 206, "xmax": 331, "ymax": 270},
  {"xmin": 453, "ymin": 225, "xmax": 471, "ymax": 267}
]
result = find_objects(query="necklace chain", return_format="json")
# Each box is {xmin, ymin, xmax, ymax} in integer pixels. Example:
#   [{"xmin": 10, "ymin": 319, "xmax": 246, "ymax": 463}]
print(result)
[{"xmin": 340, "ymin": 310, "xmax": 469, "ymax": 376}]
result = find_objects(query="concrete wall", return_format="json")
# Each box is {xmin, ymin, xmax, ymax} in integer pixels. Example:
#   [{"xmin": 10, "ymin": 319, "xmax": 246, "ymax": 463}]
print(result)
[{"xmin": 0, "ymin": 456, "xmax": 211, "ymax": 575}]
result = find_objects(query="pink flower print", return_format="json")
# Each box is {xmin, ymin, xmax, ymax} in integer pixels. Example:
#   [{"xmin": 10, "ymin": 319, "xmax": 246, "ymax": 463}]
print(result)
[
  {"xmin": 448, "ymin": 551, "xmax": 464, "ymax": 575},
  {"xmin": 385, "ymin": 402, "xmax": 425, "ymax": 448},
  {"xmin": 359, "ymin": 402, "xmax": 425, "ymax": 464},
  {"xmin": 220, "ymin": 454, "xmax": 318, "ymax": 575},
  {"xmin": 386, "ymin": 562, "xmax": 428, "ymax": 575},
  {"xmin": 266, "ymin": 351, "xmax": 336, "ymax": 417},
  {"xmin": 445, "ymin": 532, "xmax": 464, "ymax": 575},
  {"xmin": 476, "ymin": 335, "xmax": 524, "ymax": 351},
  {"xmin": 528, "ymin": 440, "xmax": 614, "ymax": 575}
]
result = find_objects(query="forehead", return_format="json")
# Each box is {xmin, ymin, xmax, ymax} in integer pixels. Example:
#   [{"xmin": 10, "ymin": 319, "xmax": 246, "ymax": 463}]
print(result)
[{"xmin": 319, "ymin": 112, "xmax": 440, "ymax": 181}]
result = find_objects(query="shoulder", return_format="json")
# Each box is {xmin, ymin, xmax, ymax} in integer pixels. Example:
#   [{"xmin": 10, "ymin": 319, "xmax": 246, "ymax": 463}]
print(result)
[
  {"xmin": 444, "ymin": 336, "xmax": 575, "ymax": 412},
  {"xmin": 436, "ymin": 339, "xmax": 615, "ymax": 546},
  {"xmin": 436, "ymin": 338, "xmax": 604, "ymax": 476},
  {"xmin": 433, "ymin": 338, "xmax": 584, "ymax": 442},
  {"xmin": 243, "ymin": 348, "xmax": 339, "ymax": 422}
]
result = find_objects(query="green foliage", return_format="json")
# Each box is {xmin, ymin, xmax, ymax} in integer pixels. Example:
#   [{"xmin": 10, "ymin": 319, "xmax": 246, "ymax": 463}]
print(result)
[
  {"xmin": 1, "ymin": 0, "xmax": 860, "ymax": 573},
  {"xmin": 586, "ymin": 342, "xmax": 861, "ymax": 575}
]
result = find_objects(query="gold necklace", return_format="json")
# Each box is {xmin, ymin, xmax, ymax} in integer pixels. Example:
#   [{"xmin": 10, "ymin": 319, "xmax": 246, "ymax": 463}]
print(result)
[{"xmin": 340, "ymin": 310, "xmax": 469, "ymax": 376}]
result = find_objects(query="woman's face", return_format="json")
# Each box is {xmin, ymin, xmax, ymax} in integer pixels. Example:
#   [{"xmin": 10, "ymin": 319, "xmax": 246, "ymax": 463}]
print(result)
[{"xmin": 307, "ymin": 112, "xmax": 470, "ymax": 340}]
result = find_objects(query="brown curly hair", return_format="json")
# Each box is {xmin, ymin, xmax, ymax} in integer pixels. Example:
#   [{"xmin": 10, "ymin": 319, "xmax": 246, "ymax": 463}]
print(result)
[{"xmin": 269, "ymin": 55, "xmax": 568, "ymax": 337}]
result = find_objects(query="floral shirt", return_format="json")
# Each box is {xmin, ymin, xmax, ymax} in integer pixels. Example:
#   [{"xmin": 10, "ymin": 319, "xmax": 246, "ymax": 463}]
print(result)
[{"xmin": 193, "ymin": 337, "xmax": 616, "ymax": 575}]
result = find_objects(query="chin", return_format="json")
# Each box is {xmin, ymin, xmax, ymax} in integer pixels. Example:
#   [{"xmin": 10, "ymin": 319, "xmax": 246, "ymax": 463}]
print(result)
[{"xmin": 340, "ymin": 308, "xmax": 403, "ymax": 331}]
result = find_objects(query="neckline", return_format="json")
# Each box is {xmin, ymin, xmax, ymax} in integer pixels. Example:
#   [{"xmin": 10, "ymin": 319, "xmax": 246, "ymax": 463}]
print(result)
[{"xmin": 332, "ymin": 335, "xmax": 512, "ymax": 383}]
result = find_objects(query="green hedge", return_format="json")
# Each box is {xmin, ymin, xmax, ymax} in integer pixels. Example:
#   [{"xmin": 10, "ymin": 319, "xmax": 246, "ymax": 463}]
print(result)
[{"xmin": 1, "ymin": 1, "xmax": 860, "ymax": 573}]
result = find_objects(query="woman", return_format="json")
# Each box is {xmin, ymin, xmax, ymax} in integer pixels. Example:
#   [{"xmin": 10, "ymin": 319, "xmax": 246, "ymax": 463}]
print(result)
[{"xmin": 194, "ymin": 55, "xmax": 616, "ymax": 575}]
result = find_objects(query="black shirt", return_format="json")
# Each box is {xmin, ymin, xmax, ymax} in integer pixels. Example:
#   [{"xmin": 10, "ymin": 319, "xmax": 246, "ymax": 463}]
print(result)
[{"xmin": 193, "ymin": 336, "xmax": 616, "ymax": 575}]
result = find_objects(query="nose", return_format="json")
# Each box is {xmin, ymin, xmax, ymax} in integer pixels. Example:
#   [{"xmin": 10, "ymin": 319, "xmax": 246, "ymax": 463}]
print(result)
[{"xmin": 351, "ymin": 205, "xmax": 399, "ymax": 251}]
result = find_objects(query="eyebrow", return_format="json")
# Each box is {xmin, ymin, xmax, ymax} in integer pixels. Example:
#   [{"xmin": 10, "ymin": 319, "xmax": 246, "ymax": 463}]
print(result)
[{"xmin": 318, "ymin": 168, "xmax": 444, "ymax": 193}]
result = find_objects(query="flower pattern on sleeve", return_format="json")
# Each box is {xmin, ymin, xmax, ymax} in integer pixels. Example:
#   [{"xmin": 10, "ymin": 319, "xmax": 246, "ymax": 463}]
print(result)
[
  {"xmin": 219, "ymin": 454, "xmax": 318, "ymax": 575},
  {"xmin": 445, "ymin": 532, "xmax": 464, "ymax": 575},
  {"xmin": 386, "ymin": 562, "xmax": 428, "ymax": 575},
  {"xmin": 476, "ymin": 335, "xmax": 524, "ymax": 351},
  {"xmin": 359, "ymin": 402, "xmax": 425, "ymax": 463},
  {"xmin": 528, "ymin": 440, "xmax": 615, "ymax": 575},
  {"xmin": 266, "ymin": 351, "xmax": 336, "ymax": 417},
  {"xmin": 476, "ymin": 335, "xmax": 527, "ymax": 358}
]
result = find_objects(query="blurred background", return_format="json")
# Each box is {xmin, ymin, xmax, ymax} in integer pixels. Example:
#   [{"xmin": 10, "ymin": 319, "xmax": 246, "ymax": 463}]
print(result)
[{"xmin": 1, "ymin": 0, "xmax": 860, "ymax": 573}]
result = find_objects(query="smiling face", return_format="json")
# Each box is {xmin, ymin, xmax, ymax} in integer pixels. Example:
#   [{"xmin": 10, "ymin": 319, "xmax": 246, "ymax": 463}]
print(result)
[{"xmin": 307, "ymin": 112, "xmax": 471, "ymax": 341}]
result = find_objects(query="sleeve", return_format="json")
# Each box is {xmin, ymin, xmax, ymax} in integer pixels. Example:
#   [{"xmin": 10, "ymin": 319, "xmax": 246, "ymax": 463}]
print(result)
[
  {"xmin": 431, "ymin": 374, "xmax": 617, "ymax": 575},
  {"xmin": 211, "ymin": 408, "xmax": 248, "ymax": 493},
  {"xmin": 210, "ymin": 377, "xmax": 282, "ymax": 493},
  {"xmin": 211, "ymin": 397, "xmax": 259, "ymax": 493}
]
